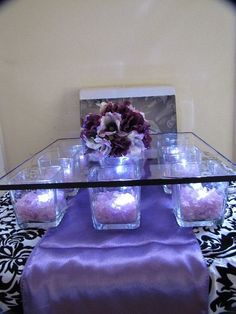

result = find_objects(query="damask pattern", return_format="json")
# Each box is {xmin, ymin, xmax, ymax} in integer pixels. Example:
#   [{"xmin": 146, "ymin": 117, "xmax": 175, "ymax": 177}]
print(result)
[
  {"xmin": 0, "ymin": 193, "xmax": 45, "ymax": 313},
  {"xmin": 0, "ymin": 184, "xmax": 236, "ymax": 313},
  {"xmin": 194, "ymin": 182, "xmax": 236, "ymax": 314}
]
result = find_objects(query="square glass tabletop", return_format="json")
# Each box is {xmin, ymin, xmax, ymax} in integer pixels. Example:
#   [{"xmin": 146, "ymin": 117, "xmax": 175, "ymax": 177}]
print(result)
[{"xmin": 0, "ymin": 132, "xmax": 235, "ymax": 190}]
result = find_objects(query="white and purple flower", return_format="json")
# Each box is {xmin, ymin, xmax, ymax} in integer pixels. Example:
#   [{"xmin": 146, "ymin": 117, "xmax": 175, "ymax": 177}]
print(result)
[
  {"xmin": 97, "ymin": 112, "xmax": 122, "ymax": 138},
  {"xmin": 81, "ymin": 101, "xmax": 151, "ymax": 157}
]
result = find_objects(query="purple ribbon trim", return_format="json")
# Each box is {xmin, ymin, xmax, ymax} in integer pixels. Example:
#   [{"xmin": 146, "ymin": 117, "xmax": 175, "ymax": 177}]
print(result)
[{"xmin": 21, "ymin": 186, "xmax": 208, "ymax": 314}]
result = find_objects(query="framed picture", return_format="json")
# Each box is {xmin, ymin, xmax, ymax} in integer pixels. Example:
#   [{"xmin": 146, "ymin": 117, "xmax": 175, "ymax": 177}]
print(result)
[{"xmin": 80, "ymin": 86, "xmax": 177, "ymax": 134}]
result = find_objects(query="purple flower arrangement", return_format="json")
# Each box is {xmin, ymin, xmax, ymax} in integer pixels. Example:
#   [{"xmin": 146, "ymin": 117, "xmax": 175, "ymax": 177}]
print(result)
[{"xmin": 81, "ymin": 100, "xmax": 152, "ymax": 157}]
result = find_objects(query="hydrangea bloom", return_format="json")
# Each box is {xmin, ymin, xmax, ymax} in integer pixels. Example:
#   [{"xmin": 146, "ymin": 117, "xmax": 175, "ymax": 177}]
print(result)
[{"xmin": 81, "ymin": 101, "xmax": 151, "ymax": 157}]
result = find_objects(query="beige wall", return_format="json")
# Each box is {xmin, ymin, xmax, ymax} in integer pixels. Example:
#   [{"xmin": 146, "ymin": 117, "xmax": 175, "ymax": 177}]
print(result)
[
  {"xmin": 0, "ymin": 0, "xmax": 235, "ymax": 170},
  {"xmin": 0, "ymin": 124, "xmax": 5, "ymax": 176}
]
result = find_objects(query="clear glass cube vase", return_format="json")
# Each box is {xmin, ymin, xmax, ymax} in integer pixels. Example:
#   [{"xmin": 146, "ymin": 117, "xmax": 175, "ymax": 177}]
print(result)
[
  {"xmin": 89, "ymin": 157, "xmax": 141, "ymax": 230},
  {"xmin": 9, "ymin": 166, "xmax": 67, "ymax": 229},
  {"xmin": 172, "ymin": 161, "xmax": 229, "ymax": 227}
]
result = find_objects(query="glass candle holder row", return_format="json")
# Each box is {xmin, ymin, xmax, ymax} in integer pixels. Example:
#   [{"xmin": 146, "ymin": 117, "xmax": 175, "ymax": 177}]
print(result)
[{"xmin": 7, "ymin": 134, "xmax": 231, "ymax": 230}]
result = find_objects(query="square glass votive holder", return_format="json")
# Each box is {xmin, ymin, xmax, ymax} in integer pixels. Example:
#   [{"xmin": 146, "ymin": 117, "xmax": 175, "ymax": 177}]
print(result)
[
  {"xmin": 38, "ymin": 149, "xmax": 76, "ymax": 178},
  {"xmin": 88, "ymin": 159, "xmax": 141, "ymax": 230},
  {"xmin": 54, "ymin": 141, "xmax": 85, "ymax": 170},
  {"xmin": 38, "ymin": 150, "xmax": 79, "ymax": 198},
  {"xmin": 160, "ymin": 144, "xmax": 202, "ymax": 195},
  {"xmin": 9, "ymin": 166, "xmax": 67, "ymax": 229},
  {"xmin": 156, "ymin": 133, "xmax": 190, "ymax": 163},
  {"xmin": 172, "ymin": 181, "xmax": 228, "ymax": 227},
  {"xmin": 172, "ymin": 160, "xmax": 229, "ymax": 227}
]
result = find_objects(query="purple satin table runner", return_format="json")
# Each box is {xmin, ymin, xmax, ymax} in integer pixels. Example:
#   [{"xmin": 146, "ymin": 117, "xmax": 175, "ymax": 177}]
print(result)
[{"xmin": 21, "ymin": 186, "xmax": 208, "ymax": 314}]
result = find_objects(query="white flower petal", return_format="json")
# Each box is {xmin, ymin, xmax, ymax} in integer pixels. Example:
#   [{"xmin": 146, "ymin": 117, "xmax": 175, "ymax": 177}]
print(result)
[
  {"xmin": 97, "ymin": 112, "xmax": 121, "ymax": 137},
  {"xmin": 127, "ymin": 131, "xmax": 145, "ymax": 156}
]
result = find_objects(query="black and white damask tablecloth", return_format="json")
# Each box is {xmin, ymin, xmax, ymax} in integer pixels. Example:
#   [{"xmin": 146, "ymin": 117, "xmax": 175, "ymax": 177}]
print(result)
[{"xmin": 0, "ymin": 185, "xmax": 236, "ymax": 314}]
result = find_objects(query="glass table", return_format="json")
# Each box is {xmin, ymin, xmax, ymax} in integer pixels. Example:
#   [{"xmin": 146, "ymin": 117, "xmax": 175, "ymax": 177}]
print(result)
[
  {"xmin": 0, "ymin": 132, "xmax": 235, "ymax": 191},
  {"xmin": 0, "ymin": 132, "xmax": 236, "ymax": 313}
]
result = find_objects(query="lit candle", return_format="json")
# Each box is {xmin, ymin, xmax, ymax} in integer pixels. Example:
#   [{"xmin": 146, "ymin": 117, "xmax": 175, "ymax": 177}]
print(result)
[
  {"xmin": 93, "ymin": 191, "xmax": 138, "ymax": 224},
  {"xmin": 15, "ymin": 190, "xmax": 63, "ymax": 222},
  {"xmin": 179, "ymin": 183, "xmax": 224, "ymax": 221}
]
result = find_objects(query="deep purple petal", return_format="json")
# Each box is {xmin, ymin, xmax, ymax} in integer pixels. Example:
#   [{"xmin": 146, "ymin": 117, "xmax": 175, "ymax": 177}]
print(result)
[{"xmin": 81, "ymin": 101, "xmax": 151, "ymax": 156}]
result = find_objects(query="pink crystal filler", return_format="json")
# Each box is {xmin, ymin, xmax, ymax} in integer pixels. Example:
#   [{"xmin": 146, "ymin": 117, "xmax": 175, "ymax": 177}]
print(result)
[
  {"xmin": 93, "ymin": 191, "xmax": 138, "ymax": 224},
  {"xmin": 15, "ymin": 191, "xmax": 57, "ymax": 222},
  {"xmin": 179, "ymin": 184, "xmax": 224, "ymax": 221}
]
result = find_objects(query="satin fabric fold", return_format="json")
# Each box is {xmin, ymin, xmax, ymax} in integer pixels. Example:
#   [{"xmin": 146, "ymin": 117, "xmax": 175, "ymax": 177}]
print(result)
[{"xmin": 21, "ymin": 186, "xmax": 208, "ymax": 314}]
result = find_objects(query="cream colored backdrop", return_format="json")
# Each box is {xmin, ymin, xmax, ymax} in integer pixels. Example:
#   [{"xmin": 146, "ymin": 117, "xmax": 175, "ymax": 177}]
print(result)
[
  {"xmin": 0, "ymin": 0, "xmax": 235, "ymax": 170},
  {"xmin": 0, "ymin": 125, "xmax": 5, "ymax": 177}
]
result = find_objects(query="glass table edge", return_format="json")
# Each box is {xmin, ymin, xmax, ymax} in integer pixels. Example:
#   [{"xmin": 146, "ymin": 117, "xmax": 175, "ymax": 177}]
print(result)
[{"xmin": 0, "ymin": 132, "xmax": 236, "ymax": 191}]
